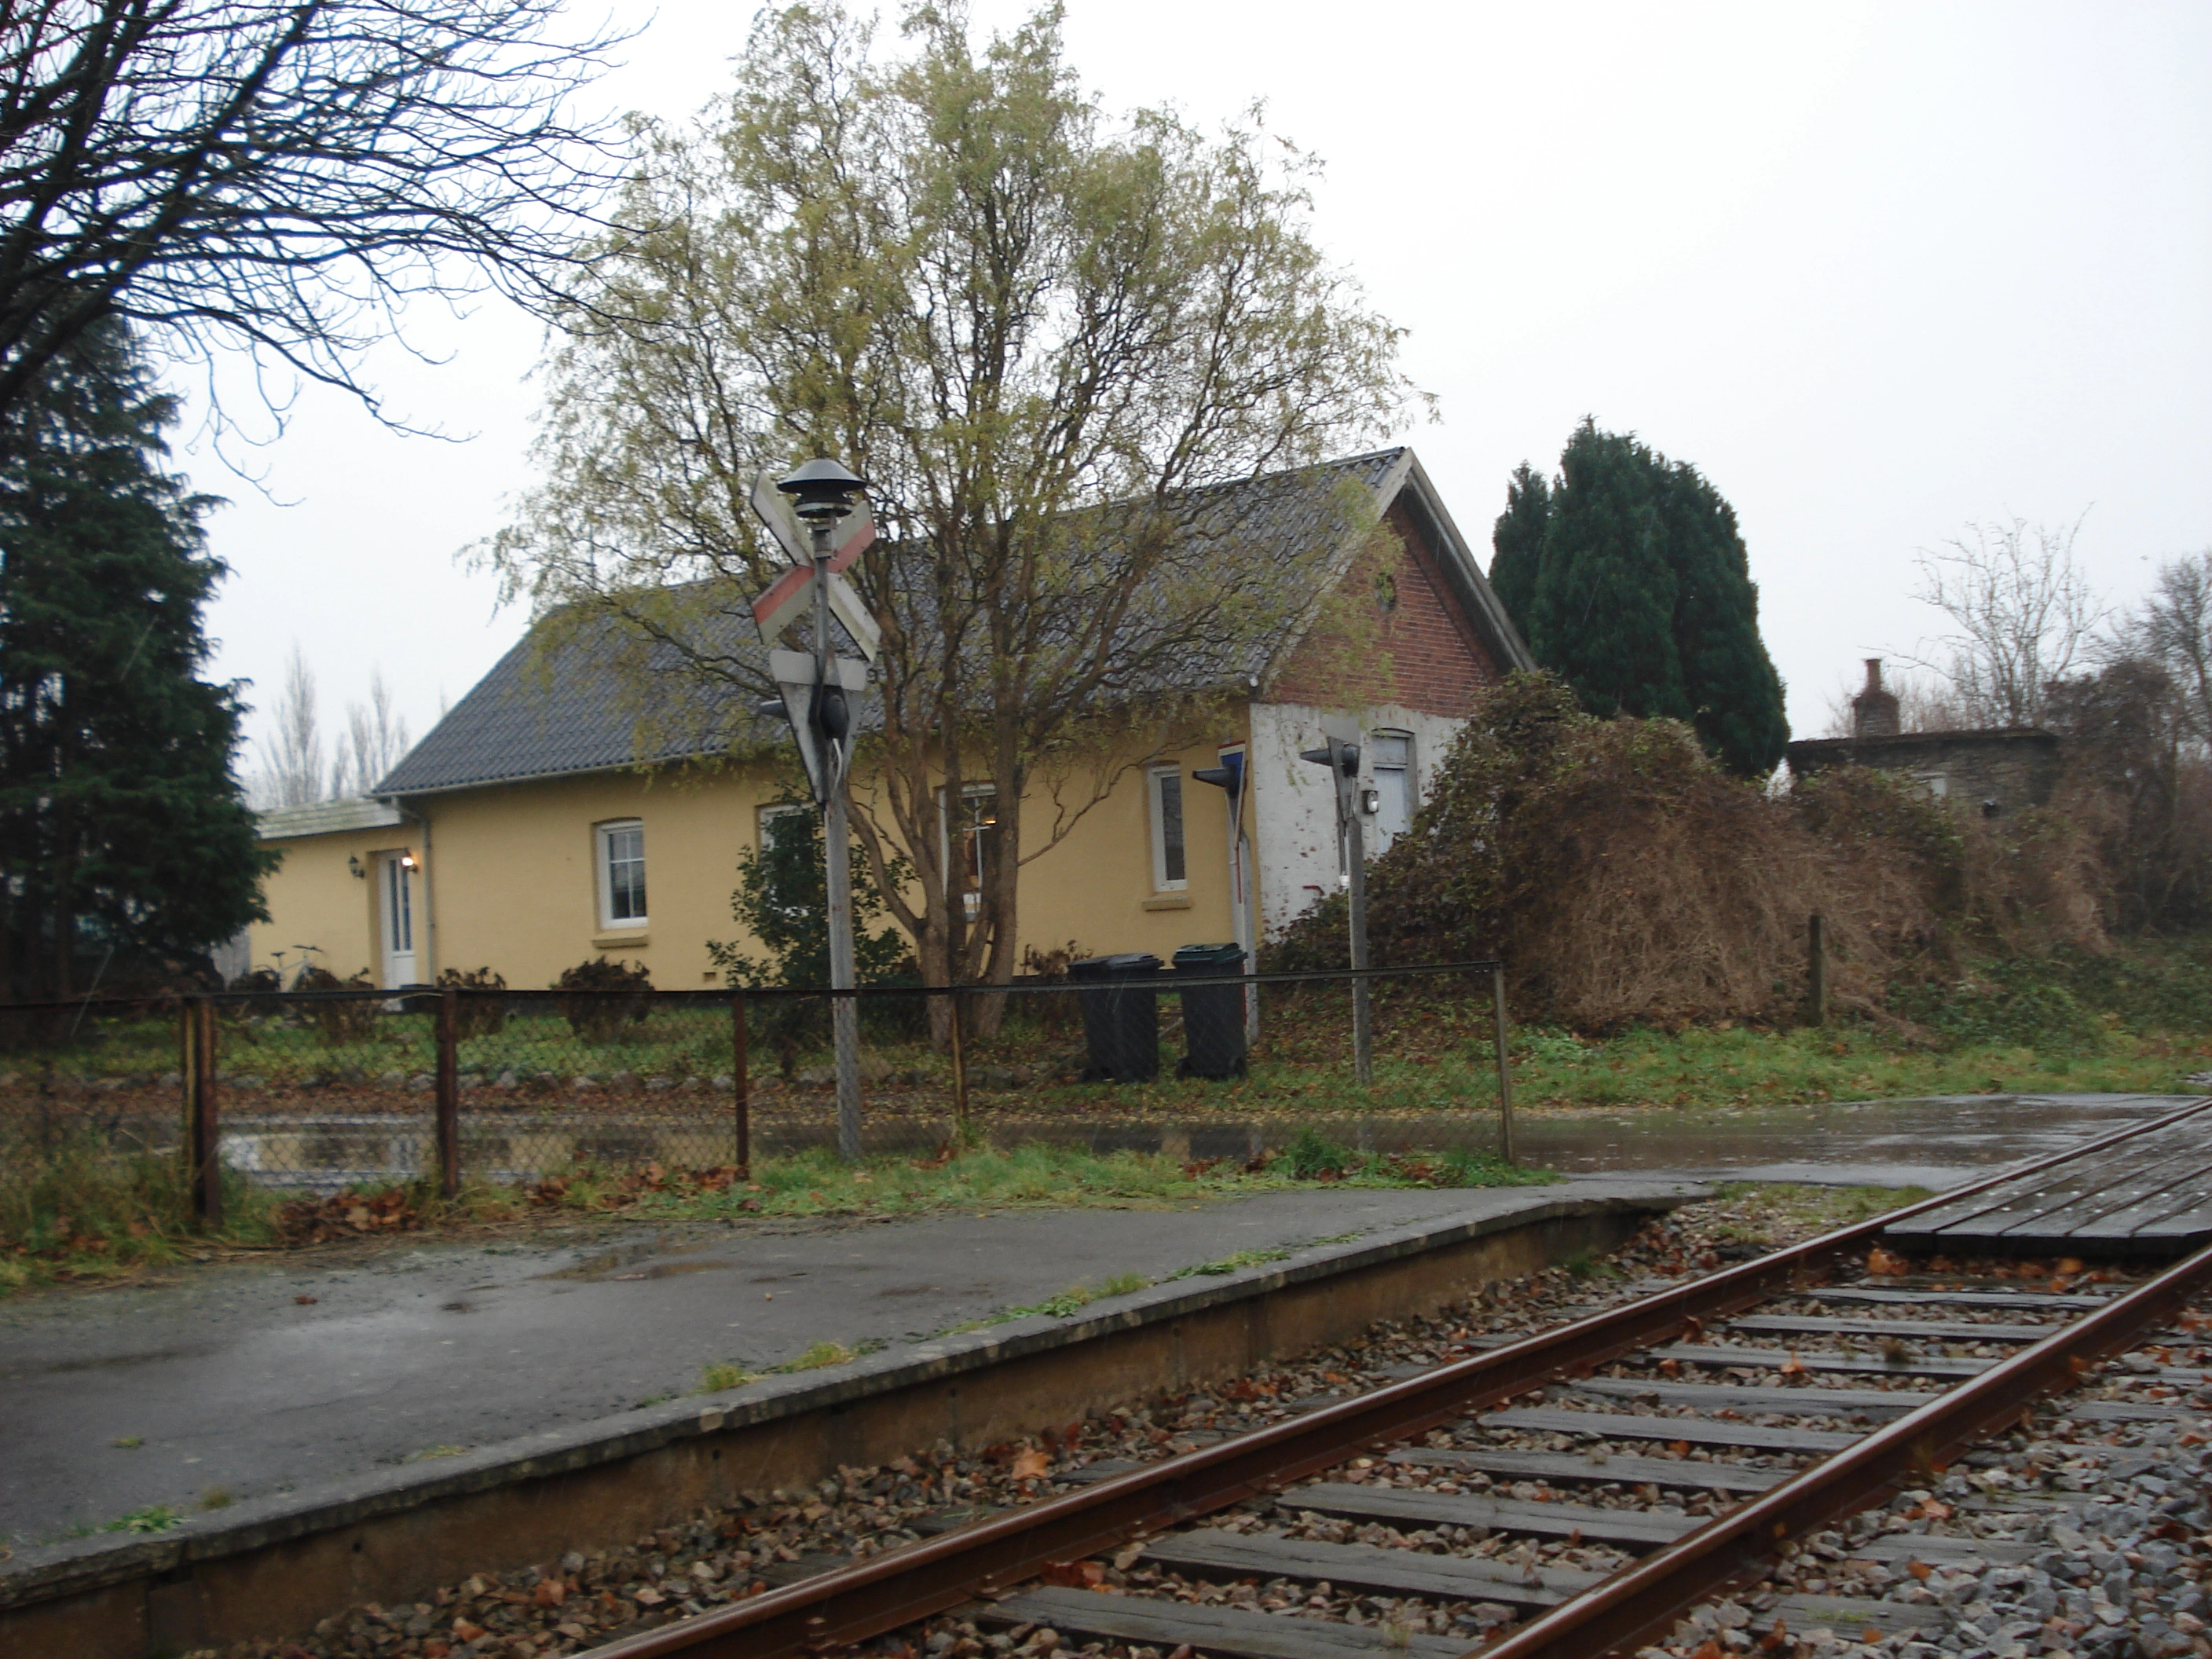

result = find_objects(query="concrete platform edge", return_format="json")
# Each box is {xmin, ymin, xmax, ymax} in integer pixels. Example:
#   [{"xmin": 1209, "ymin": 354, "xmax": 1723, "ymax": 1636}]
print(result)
[{"xmin": 0, "ymin": 1177, "xmax": 1702, "ymax": 1650}]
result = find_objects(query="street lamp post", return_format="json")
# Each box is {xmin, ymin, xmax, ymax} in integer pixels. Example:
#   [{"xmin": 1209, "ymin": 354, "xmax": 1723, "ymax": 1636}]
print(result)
[{"xmin": 777, "ymin": 458, "xmax": 869, "ymax": 1160}]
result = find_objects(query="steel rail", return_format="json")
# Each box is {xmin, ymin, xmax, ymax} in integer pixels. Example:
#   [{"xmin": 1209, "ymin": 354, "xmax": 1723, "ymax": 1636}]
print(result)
[
  {"xmin": 582, "ymin": 1097, "xmax": 2212, "ymax": 1659},
  {"xmin": 1476, "ymin": 1232, "xmax": 2212, "ymax": 1659}
]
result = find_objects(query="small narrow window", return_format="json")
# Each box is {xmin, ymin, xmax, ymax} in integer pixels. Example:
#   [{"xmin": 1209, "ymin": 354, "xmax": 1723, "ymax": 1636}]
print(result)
[
  {"xmin": 598, "ymin": 820, "xmax": 647, "ymax": 928},
  {"xmin": 1369, "ymin": 731, "xmax": 1413, "ymax": 851},
  {"xmin": 1149, "ymin": 767, "xmax": 1187, "ymax": 891}
]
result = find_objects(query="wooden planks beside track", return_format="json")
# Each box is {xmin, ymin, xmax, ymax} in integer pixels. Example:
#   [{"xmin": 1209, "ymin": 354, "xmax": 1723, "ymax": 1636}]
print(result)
[{"xmin": 1883, "ymin": 1100, "xmax": 2212, "ymax": 1257}]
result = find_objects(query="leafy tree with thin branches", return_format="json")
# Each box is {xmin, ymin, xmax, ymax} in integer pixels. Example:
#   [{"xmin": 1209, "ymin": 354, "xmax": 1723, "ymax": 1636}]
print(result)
[{"xmin": 489, "ymin": 4, "xmax": 1416, "ymax": 1023}]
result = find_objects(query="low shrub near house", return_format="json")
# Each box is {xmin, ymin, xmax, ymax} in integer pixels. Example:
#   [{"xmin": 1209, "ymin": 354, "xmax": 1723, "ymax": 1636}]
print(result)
[
  {"xmin": 294, "ymin": 965, "xmax": 379, "ymax": 1044},
  {"xmin": 436, "ymin": 965, "xmax": 509, "ymax": 1039},
  {"xmin": 553, "ymin": 958, "xmax": 654, "ymax": 1042}
]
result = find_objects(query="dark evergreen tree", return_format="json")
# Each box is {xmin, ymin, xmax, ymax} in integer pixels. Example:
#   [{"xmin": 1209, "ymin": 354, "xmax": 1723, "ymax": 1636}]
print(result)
[
  {"xmin": 1487, "ymin": 461, "xmax": 1550, "ymax": 628},
  {"xmin": 1661, "ymin": 460, "xmax": 1789, "ymax": 777},
  {"xmin": 1525, "ymin": 420, "xmax": 1690, "ymax": 723},
  {"xmin": 0, "ymin": 322, "xmax": 272, "ymax": 1001},
  {"xmin": 1509, "ymin": 419, "xmax": 1788, "ymax": 776}
]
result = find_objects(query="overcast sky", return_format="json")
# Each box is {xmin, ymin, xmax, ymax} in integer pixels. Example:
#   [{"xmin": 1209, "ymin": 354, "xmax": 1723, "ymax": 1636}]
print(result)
[{"xmin": 189, "ymin": 0, "xmax": 2212, "ymax": 772}]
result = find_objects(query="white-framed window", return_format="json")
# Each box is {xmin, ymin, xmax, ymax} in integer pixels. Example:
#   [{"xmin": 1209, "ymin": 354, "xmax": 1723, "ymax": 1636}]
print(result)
[
  {"xmin": 937, "ymin": 785, "xmax": 998, "ymax": 925},
  {"xmin": 1148, "ymin": 766, "xmax": 1187, "ymax": 891},
  {"xmin": 595, "ymin": 819, "xmax": 647, "ymax": 928},
  {"xmin": 1369, "ymin": 730, "xmax": 1414, "ymax": 851}
]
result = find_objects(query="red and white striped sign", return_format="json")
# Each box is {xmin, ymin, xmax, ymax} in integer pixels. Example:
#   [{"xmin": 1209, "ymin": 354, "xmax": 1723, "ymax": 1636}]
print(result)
[{"xmin": 748, "ymin": 468, "xmax": 877, "ymax": 654}]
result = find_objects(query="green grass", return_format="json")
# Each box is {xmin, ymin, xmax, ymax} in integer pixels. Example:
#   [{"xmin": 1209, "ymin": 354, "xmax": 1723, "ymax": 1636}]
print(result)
[
  {"xmin": 106, "ymin": 1505, "xmax": 181, "ymax": 1534},
  {"xmin": 1170, "ymin": 1247, "xmax": 1291, "ymax": 1279},
  {"xmin": 533, "ymin": 1141, "xmax": 1556, "ymax": 1228},
  {"xmin": 694, "ymin": 1363, "xmax": 756, "ymax": 1394}
]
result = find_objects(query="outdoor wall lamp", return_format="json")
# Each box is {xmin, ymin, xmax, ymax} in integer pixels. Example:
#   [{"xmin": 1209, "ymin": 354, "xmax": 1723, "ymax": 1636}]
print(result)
[
  {"xmin": 1359, "ymin": 787, "xmax": 1381, "ymax": 816},
  {"xmin": 348, "ymin": 855, "xmax": 364, "ymax": 879},
  {"xmin": 399, "ymin": 853, "xmax": 418, "ymax": 871}
]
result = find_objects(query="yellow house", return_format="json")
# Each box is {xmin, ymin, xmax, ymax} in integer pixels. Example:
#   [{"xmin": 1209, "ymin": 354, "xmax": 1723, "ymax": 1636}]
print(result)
[{"xmin": 249, "ymin": 449, "xmax": 1531, "ymax": 990}]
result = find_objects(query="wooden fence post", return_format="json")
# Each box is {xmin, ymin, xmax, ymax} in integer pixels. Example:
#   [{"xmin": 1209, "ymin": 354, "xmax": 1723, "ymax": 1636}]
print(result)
[
  {"xmin": 732, "ymin": 991, "xmax": 750, "ymax": 1179},
  {"xmin": 1807, "ymin": 913, "xmax": 1829, "ymax": 1027},
  {"xmin": 185, "ymin": 997, "xmax": 222, "ymax": 1227},
  {"xmin": 434, "ymin": 987, "xmax": 460, "ymax": 1200},
  {"xmin": 1490, "ymin": 965, "xmax": 1515, "ymax": 1167}
]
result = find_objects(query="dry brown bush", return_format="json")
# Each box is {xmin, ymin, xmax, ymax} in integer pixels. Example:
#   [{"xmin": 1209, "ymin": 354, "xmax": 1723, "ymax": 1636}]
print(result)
[{"xmin": 1270, "ymin": 674, "xmax": 2006, "ymax": 1029}]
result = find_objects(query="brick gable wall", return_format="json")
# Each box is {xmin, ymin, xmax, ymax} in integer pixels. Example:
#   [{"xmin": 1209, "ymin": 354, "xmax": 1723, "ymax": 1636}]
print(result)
[{"xmin": 1269, "ymin": 502, "xmax": 1500, "ymax": 716}]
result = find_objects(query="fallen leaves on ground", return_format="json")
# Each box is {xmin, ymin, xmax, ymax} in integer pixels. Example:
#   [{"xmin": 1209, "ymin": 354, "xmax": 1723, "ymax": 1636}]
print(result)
[
  {"xmin": 273, "ymin": 1188, "xmax": 419, "ymax": 1244},
  {"xmin": 530, "ymin": 1164, "xmax": 742, "ymax": 1210}
]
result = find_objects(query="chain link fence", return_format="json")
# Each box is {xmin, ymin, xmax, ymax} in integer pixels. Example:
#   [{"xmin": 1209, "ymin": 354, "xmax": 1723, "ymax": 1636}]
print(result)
[{"xmin": 0, "ymin": 961, "xmax": 1511, "ymax": 1232}]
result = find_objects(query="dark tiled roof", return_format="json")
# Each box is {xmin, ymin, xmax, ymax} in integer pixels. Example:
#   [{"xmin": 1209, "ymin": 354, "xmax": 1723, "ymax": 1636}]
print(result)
[
  {"xmin": 375, "ymin": 602, "xmax": 777, "ymax": 795},
  {"xmin": 377, "ymin": 448, "xmax": 1528, "ymax": 797}
]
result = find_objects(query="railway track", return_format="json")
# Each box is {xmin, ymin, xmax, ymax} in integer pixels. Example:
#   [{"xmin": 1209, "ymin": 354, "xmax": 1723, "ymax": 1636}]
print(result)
[{"xmin": 588, "ymin": 1102, "xmax": 2212, "ymax": 1659}]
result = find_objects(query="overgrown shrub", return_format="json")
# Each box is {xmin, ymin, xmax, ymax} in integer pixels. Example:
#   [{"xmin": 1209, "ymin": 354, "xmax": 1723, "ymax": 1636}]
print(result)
[
  {"xmin": 1270, "ymin": 674, "xmax": 1933, "ymax": 1027},
  {"xmin": 435, "ymin": 965, "xmax": 508, "ymax": 1039},
  {"xmin": 295, "ymin": 965, "xmax": 378, "ymax": 1044},
  {"xmin": 552, "ymin": 958, "xmax": 653, "ymax": 1042}
]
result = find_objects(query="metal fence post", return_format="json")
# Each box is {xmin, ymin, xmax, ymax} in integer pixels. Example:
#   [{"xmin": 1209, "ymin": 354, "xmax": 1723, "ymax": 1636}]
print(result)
[
  {"xmin": 186, "ymin": 997, "xmax": 222, "ymax": 1227},
  {"xmin": 1807, "ymin": 912, "xmax": 1829, "ymax": 1027},
  {"xmin": 434, "ymin": 987, "xmax": 460, "ymax": 1200},
  {"xmin": 949, "ymin": 986, "xmax": 969, "ymax": 1141},
  {"xmin": 1490, "ymin": 965, "xmax": 1514, "ymax": 1166},
  {"xmin": 732, "ymin": 991, "xmax": 750, "ymax": 1178}
]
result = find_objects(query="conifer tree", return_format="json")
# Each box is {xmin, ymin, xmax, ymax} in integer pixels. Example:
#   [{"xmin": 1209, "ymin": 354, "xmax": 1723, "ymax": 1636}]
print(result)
[
  {"xmin": 1661, "ymin": 460, "xmax": 1789, "ymax": 777},
  {"xmin": 1487, "ymin": 461, "xmax": 1550, "ymax": 625},
  {"xmin": 0, "ymin": 322, "xmax": 272, "ymax": 1000},
  {"xmin": 1501, "ymin": 419, "xmax": 1788, "ymax": 777},
  {"xmin": 1525, "ymin": 421, "xmax": 1690, "ymax": 723}
]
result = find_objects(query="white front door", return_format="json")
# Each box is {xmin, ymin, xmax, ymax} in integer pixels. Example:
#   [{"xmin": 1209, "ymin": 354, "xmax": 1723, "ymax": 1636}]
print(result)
[{"xmin": 378, "ymin": 853, "xmax": 418, "ymax": 987}]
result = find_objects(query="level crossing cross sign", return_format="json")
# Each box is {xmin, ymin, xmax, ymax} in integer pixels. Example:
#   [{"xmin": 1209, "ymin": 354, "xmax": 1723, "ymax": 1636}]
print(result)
[
  {"xmin": 748, "ymin": 467, "xmax": 880, "ymax": 803},
  {"xmin": 747, "ymin": 468, "xmax": 881, "ymax": 662}
]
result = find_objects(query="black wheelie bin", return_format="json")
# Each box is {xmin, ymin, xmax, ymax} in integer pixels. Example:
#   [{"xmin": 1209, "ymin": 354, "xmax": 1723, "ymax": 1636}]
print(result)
[
  {"xmin": 1172, "ymin": 943, "xmax": 1247, "ymax": 1079},
  {"xmin": 1068, "ymin": 952, "xmax": 1163, "ymax": 1082}
]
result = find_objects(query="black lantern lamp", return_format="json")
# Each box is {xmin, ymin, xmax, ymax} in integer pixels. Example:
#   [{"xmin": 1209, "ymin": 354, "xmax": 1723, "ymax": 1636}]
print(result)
[{"xmin": 775, "ymin": 457, "xmax": 868, "ymax": 522}]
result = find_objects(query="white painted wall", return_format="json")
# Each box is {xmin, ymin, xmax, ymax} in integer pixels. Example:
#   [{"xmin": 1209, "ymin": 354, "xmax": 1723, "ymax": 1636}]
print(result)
[{"xmin": 1247, "ymin": 700, "xmax": 1468, "ymax": 937}]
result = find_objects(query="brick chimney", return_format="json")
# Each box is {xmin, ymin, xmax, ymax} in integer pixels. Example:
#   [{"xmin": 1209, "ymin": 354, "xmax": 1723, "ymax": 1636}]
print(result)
[{"xmin": 1852, "ymin": 658, "xmax": 1901, "ymax": 738}]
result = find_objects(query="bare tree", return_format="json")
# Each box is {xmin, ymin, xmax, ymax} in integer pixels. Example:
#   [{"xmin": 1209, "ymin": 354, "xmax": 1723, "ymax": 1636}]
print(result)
[
  {"xmin": 1904, "ymin": 514, "xmax": 2104, "ymax": 727},
  {"xmin": 2115, "ymin": 550, "xmax": 2212, "ymax": 746},
  {"xmin": 0, "ymin": 0, "xmax": 632, "ymax": 430},
  {"xmin": 330, "ymin": 668, "xmax": 412, "ymax": 797},
  {"xmin": 258, "ymin": 643, "xmax": 324, "ymax": 808}
]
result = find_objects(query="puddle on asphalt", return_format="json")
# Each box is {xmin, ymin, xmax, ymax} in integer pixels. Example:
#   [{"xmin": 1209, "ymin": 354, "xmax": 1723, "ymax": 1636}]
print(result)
[{"xmin": 537, "ymin": 1237, "xmax": 726, "ymax": 1283}]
